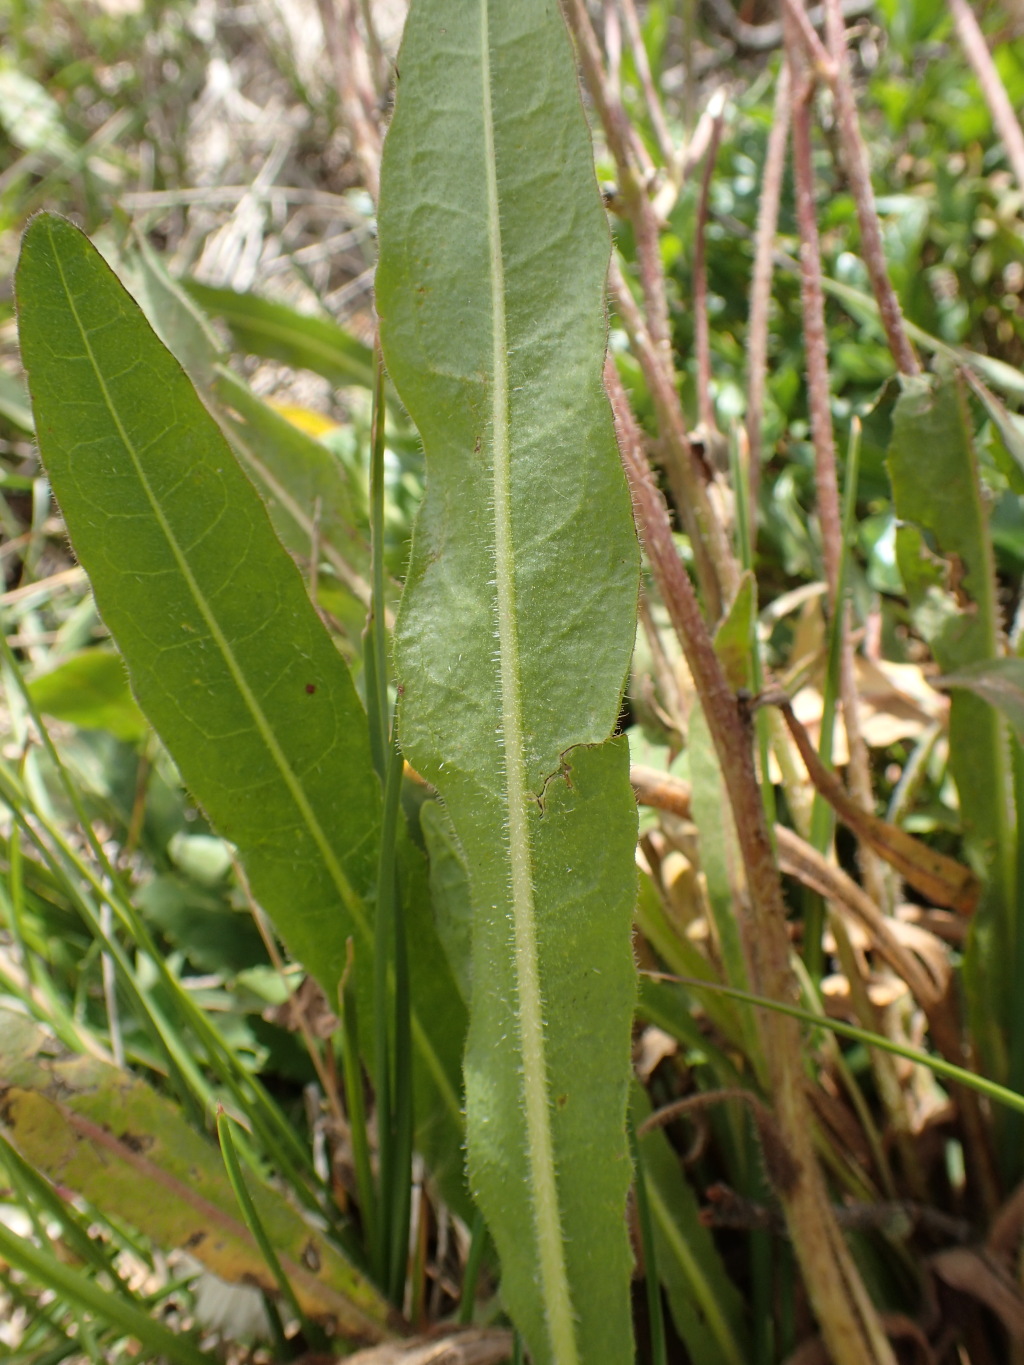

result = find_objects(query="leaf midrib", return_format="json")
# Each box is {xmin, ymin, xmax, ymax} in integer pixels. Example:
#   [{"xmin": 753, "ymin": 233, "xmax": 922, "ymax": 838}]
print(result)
[{"xmin": 479, "ymin": 10, "xmax": 578, "ymax": 1363}]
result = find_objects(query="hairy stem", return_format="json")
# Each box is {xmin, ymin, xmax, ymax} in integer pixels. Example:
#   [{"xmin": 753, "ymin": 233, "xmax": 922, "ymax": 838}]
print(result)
[
  {"xmin": 745, "ymin": 63, "xmax": 791, "ymax": 509},
  {"xmin": 608, "ymin": 358, "xmax": 897, "ymax": 1365},
  {"xmin": 822, "ymin": 0, "xmax": 919, "ymax": 375},
  {"xmin": 948, "ymin": 0, "xmax": 1024, "ymax": 197}
]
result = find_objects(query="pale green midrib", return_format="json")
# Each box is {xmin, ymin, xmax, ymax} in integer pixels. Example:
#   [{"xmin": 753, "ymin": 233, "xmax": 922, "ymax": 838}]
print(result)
[
  {"xmin": 478, "ymin": 12, "xmax": 578, "ymax": 1364},
  {"xmin": 647, "ymin": 1180, "xmax": 745, "ymax": 1365},
  {"xmin": 49, "ymin": 229, "xmax": 465, "ymax": 1134}
]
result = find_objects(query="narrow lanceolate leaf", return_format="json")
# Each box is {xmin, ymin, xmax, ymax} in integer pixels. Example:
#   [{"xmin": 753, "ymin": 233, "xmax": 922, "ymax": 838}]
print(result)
[
  {"xmin": 16, "ymin": 212, "xmax": 377, "ymax": 994},
  {"xmin": 15, "ymin": 214, "xmax": 465, "ymax": 1186},
  {"xmin": 377, "ymin": 5, "xmax": 640, "ymax": 1363}
]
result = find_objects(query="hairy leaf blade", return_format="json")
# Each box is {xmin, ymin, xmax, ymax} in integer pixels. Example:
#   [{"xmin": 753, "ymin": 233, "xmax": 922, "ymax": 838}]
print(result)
[{"xmin": 376, "ymin": 4, "xmax": 640, "ymax": 1362}]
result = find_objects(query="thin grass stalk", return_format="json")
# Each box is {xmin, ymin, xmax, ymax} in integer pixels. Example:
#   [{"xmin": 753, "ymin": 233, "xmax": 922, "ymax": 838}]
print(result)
[
  {"xmin": 563, "ymin": 0, "xmax": 671, "ymax": 352},
  {"xmin": 627, "ymin": 1115, "xmax": 668, "ymax": 1365},
  {"xmin": 315, "ymin": 0, "xmax": 381, "ymax": 202},
  {"xmin": 823, "ymin": 914, "xmax": 926, "ymax": 1202},
  {"xmin": 564, "ymin": 1, "xmax": 741, "ymax": 618},
  {"xmin": 0, "ymin": 762, "xmax": 328, "ymax": 1214},
  {"xmin": 609, "ymin": 256, "xmax": 734, "ymax": 618},
  {"xmin": 217, "ymin": 1110, "xmax": 314, "ymax": 1340},
  {"xmin": 947, "ymin": 0, "xmax": 1024, "ymax": 200},
  {"xmin": 786, "ymin": 955, "xmax": 898, "ymax": 1202},
  {"xmin": 339, "ymin": 940, "xmax": 379, "ymax": 1273},
  {"xmin": 0, "ymin": 1218, "xmax": 214, "ymax": 1365},
  {"xmin": 730, "ymin": 429, "xmax": 776, "ymax": 832},
  {"xmin": 782, "ymin": 0, "xmax": 837, "ymax": 77},
  {"xmin": 0, "ymin": 1131, "xmax": 131, "ymax": 1290},
  {"xmin": 637, "ymin": 588, "xmax": 685, "ymax": 739},
  {"xmin": 785, "ymin": 58, "xmax": 842, "ymax": 598},
  {"xmin": 457, "ymin": 1209, "xmax": 488, "ymax": 1327},
  {"xmin": 607, "ymin": 358, "xmax": 898, "ymax": 1365},
  {"xmin": 645, "ymin": 970, "xmax": 1024, "ymax": 1124},
  {"xmin": 808, "ymin": 420, "xmax": 859, "ymax": 842},
  {"xmin": 369, "ymin": 346, "xmax": 390, "ymax": 779},
  {"xmin": 249, "ymin": 896, "xmax": 345, "ymax": 1124},
  {"xmin": 822, "ymin": 0, "xmax": 919, "ymax": 376},
  {"xmin": 0, "ymin": 634, "xmax": 325, "ymax": 1189},
  {"xmin": 604, "ymin": 0, "xmax": 622, "ymax": 98},
  {"xmin": 693, "ymin": 102, "xmax": 726, "ymax": 436},
  {"xmin": 387, "ymin": 801, "xmax": 413, "ymax": 1307},
  {"xmin": 366, "ymin": 339, "xmax": 412, "ymax": 1301},
  {"xmin": 745, "ymin": 63, "xmax": 790, "ymax": 514},
  {"xmin": 2, "ymin": 1143, "xmax": 107, "ymax": 1365}
]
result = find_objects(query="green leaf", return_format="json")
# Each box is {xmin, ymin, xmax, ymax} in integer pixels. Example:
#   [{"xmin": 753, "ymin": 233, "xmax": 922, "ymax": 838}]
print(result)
[
  {"xmin": 16, "ymin": 211, "xmax": 378, "ymax": 996},
  {"xmin": 887, "ymin": 369, "xmax": 1016, "ymax": 1072},
  {"xmin": 376, "ymin": 3, "xmax": 640, "ymax": 1362},
  {"xmin": 937, "ymin": 657, "xmax": 1024, "ymax": 747},
  {"xmin": 28, "ymin": 648, "xmax": 149, "ymax": 743},
  {"xmin": 632, "ymin": 1087, "xmax": 749, "ymax": 1365},
  {"xmin": 15, "ymin": 212, "xmax": 465, "ymax": 1192},
  {"xmin": 0, "ymin": 1006, "xmax": 394, "ymax": 1341},
  {"xmin": 0, "ymin": 366, "xmax": 34, "ymax": 433},
  {"xmin": 184, "ymin": 281, "xmax": 376, "ymax": 390},
  {"xmin": 108, "ymin": 229, "xmax": 226, "ymax": 389}
]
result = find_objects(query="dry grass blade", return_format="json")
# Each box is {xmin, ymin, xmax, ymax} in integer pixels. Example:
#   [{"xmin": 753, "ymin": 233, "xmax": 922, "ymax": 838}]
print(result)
[
  {"xmin": 774, "ymin": 826, "xmax": 942, "ymax": 1009},
  {"xmin": 779, "ymin": 702, "xmax": 980, "ymax": 915},
  {"xmin": 341, "ymin": 1328, "xmax": 514, "ymax": 1364},
  {"xmin": 929, "ymin": 1249, "xmax": 1024, "ymax": 1340}
]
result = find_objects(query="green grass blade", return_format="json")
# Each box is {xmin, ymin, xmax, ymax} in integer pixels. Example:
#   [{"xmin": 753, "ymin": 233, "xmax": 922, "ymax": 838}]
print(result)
[
  {"xmin": 627, "ymin": 1112, "xmax": 667, "ymax": 1365},
  {"xmin": 0, "ymin": 1219, "xmax": 214, "ymax": 1365},
  {"xmin": 340, "ymin": 944, "xmax": 379, "ymax": 1271},
  {"xmin": 377, "ymin": 4, "xmax": 639, "ymax": 1361},
  {"xmin": 887, "ymin": 369, "xmax": 1016, "ymax": 1089},
  {"xmin": 649, "ymin": 972, "xmax": 1024, "ymax": 1118},
  {"xmin": 631, "ymin": 1086, "xmax": 748, "ymax": 1365},
  {"xmin": 216, "ymin": 1111, "xmax": 310, "ymax": 1333}
]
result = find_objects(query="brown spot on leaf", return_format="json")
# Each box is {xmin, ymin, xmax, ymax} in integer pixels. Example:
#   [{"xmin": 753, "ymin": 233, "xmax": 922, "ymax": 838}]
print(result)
[{"xmin": 118, "ymin": 1130, "xmax": 154, "ymax": 1155}]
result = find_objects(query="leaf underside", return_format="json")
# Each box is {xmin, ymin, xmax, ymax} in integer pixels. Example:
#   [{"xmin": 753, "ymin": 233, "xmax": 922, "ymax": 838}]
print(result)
[{"xmin": 377, "ymin": 3, "xmax": 640, "ymax": 1362}]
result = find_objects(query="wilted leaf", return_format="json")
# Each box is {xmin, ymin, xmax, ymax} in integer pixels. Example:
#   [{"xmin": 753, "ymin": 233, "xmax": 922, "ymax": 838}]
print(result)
[{"xmin": 0, "ymin": 1007, "xmax": 394, "ymax": 1340}]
